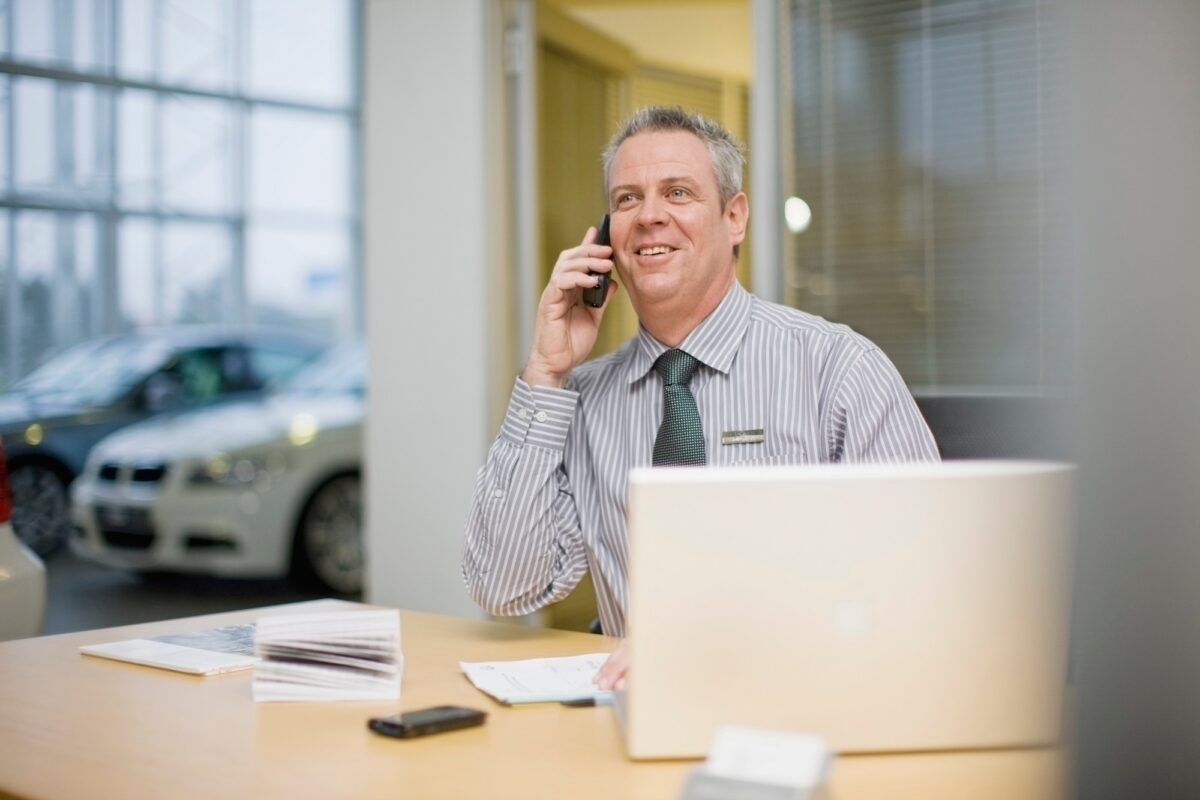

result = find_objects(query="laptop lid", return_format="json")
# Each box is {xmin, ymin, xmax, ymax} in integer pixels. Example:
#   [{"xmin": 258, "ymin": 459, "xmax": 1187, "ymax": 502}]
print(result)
[{"xmin": 618, "ymin": 460, "xmax": 1074, "ymax": 759}]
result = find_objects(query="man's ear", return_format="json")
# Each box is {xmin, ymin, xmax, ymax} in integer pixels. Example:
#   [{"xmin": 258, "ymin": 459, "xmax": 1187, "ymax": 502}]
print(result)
[{"xmin": 726, "ymin": 192, "xmax": 749, "ymax": 246}]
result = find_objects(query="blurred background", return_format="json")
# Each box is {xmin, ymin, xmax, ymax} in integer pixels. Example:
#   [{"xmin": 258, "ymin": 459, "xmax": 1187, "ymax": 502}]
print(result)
[
  {"xmin": 3, "ymin": 0, "xmax": 1073, "ymax": 634},
  {"xmin": 0, "ymin": 2, "xmax": 1197, "ymax": 796}
]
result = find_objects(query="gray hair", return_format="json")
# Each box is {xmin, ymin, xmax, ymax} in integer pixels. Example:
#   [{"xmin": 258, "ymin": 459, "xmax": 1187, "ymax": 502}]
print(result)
[{"xmin": 602, "ymin": 106, "xmax": 746, "ymax": 209}]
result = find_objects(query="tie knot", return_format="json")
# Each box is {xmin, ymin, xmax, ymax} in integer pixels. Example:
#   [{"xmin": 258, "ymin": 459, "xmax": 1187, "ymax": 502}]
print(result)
[{"xmin": 654, "ymin": 349, "xmax": 701, "ymax": 386}]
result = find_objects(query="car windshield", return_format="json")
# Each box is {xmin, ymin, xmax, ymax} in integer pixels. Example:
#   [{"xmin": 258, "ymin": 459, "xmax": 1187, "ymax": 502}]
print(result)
[
  {"xmin": 281, "ymin": 344, "xmax": 366, "ymax": 396},
  {"xmin": 13, "ymin": 337, "xmax": 172, "ymax": 406}
]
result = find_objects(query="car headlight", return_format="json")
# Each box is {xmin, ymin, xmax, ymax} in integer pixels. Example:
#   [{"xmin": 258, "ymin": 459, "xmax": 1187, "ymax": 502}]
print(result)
[{"xmin": 188, "ymin": 452, "xmax": 286, "ymax": 489}]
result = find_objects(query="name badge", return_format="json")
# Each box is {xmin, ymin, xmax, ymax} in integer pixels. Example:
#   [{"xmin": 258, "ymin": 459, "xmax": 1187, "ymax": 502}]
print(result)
[{"xmin": 721, "ymin": 429, "xmax": 765, "ymax": 445}]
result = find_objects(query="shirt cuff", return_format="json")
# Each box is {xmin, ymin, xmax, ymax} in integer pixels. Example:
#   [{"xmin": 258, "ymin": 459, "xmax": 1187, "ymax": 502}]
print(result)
[{"xmin": 498, "ymin": 377, "xmax": 580, "ymax": 451}]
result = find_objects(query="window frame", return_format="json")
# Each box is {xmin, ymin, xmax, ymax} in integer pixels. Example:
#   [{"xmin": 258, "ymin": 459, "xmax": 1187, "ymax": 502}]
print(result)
[{"xmin": 0, "ymin": 0, "xmax": 364, "ymax": 390}]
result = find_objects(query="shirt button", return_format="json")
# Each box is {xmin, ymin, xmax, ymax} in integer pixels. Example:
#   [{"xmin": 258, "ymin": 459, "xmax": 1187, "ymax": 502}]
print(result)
[
  {"xmin": 517, "ymin": 408, "xmax": 529, "ymax": 419},
  {"xmin": 492, "ymin": 489, "xmax": 504, "ymax": 500},
  {"xmin": 534, "ymin": 411, "xmax": 549, "ymax": 423}
]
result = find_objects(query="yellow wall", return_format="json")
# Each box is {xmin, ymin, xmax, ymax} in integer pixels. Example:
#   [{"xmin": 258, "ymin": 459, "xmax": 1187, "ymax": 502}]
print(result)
[
  {"xmin": 535, "ymin": 1, "xmax": 750, "ymax": 630},
  {"xmin": 556, "ymin": 0, "xmax": 751, "ymax": 83},
  {"xmin": 538, "ymin": 1, "xmax": 750, "ymax": 365}
]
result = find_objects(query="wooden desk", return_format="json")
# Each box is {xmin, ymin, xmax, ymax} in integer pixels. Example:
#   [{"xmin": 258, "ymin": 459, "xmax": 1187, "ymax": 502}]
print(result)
[{"xmin": 0, "ymin": 600, "xmax": 1065, "ymax": 799}]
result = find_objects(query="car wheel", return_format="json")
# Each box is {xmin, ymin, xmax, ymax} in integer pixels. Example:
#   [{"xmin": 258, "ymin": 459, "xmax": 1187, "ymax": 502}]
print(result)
[
  {"xmin": 293, "ymin": 474, "xmax": 363, "ymax": 595},
  {"xmin": 9, "ymin": 463, "xmax": 72, "ymax": 557}
]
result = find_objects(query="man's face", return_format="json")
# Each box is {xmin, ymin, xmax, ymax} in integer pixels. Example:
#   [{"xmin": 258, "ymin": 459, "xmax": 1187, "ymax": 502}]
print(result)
[{"xmin": 607, "ymin": 130, "xmax": 747, "ymax": 320}]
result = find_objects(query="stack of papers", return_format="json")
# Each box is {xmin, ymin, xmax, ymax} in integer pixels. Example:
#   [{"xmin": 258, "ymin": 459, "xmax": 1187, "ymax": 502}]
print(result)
[
  {"xmin": 459, "ymin": 653, "xmax": 613, "ymax": 705},
  {"xmin": 252, "ymin": 609, "xmax": 403, "ymax": 702},
  {"xmin": 80, "ymin": 624, "xmax": 258, "ymax": 676}
]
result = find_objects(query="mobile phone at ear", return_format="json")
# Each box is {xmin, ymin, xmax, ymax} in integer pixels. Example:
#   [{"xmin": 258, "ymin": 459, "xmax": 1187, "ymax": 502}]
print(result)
[
  {"xmin": 581, "ymin": 214, "xmax": 611, "ymax": 309},
  {"xmin": 368, "ymin": 706, "xmax": 487, "ymax": 739}
]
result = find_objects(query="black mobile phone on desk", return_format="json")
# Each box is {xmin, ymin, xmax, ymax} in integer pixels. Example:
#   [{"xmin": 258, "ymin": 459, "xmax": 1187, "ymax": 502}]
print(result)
[
  {"xmin": 368, "ymin": 705, "xmax": 486, "ymax": 739},
  {"xmin": 581, "ymin": 214, "xmax": 611, "ymax": 308}
]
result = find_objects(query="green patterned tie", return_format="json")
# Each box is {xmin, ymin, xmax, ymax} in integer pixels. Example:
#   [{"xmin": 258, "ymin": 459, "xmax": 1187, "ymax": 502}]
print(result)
[{"xmin": 652, "ymin": 349, "xmax": 706, "ymax": 466}]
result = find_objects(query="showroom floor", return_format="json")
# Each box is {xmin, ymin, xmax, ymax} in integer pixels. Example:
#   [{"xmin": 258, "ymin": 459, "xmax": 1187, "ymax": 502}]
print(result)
[{"xmin": 41, "ymin": 549, "xmax": 339, "ymax": 635}]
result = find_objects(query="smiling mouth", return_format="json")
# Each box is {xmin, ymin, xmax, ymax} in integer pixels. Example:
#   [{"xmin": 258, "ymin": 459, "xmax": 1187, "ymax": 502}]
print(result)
[{"xmin": 637, "ymin": 245, "xmax": 675, "ymax": 256}]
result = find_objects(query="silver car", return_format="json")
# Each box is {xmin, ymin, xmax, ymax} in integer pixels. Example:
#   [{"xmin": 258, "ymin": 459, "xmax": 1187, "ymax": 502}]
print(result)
[
  {"xmin": 0, "ymin": 328, "xmax": 327, "ymax": 555},
  {"xmin": 71, "ymin": 344, "xmax": 365, "ymax": 594}
]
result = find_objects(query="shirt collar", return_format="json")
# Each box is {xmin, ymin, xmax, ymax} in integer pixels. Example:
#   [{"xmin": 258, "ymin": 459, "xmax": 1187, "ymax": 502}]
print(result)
[{"xmin": 624, "ymin": 281, "xmax": 754, "ymax": 384}]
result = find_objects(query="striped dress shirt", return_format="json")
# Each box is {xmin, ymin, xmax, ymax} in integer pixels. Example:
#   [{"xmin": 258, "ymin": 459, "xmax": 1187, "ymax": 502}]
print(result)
[{"xmin": 462, "ymin": 282, "xmax": 939, "ymax": 636}]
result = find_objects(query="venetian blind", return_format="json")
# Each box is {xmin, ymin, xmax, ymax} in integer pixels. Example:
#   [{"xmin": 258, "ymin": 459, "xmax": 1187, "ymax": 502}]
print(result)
[{"xmin": 786, "ymin": 0, "xmax": 1060, "ymax": 389}]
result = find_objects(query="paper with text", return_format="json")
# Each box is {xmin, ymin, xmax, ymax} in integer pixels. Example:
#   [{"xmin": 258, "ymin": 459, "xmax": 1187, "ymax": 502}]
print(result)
[{"xmin": 459, "ymin": 653, "xmax": 614, "ymax": 705}]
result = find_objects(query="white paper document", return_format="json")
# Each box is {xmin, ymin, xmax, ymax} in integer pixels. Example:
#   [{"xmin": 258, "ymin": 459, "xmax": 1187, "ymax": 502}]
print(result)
[{"xmin": 459, "ymin": 652, "xmax": 614, "ymax": 705}]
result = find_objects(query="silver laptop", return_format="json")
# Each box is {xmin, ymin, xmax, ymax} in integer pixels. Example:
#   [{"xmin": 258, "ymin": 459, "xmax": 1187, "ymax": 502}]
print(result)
[{"xmin": 615, "ymin": 460, "xmax": 1074, "ymax": 759}]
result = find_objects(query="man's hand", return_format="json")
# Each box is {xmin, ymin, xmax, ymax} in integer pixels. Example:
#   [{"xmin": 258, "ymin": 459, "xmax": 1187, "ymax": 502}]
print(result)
[
  {"xmin": 522, "ymin": 226, "xmax": 618, "ymax": 389},
  {"xmin": 594, "ymin": 639, "xmax": 628, "ymax": 691}
]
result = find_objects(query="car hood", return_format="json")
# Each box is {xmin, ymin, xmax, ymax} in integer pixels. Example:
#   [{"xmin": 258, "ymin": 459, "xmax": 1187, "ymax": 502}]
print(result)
[
  {"xmin": 91, "ymin": 393, "xmax": 363, "ymax": 464},
  {"xmin": 0, "ymin": 393, "xmax": 98, "ymax": 430}
]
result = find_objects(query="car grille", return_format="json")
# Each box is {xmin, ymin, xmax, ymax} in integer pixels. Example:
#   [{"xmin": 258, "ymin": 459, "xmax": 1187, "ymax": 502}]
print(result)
[
  {"xmin": 101, "ymin": 529, "xmax": 156, "ymax": 550},
  {"xmin": 95, "ymin": 504, "xmax": 156, "ymax": 550}
]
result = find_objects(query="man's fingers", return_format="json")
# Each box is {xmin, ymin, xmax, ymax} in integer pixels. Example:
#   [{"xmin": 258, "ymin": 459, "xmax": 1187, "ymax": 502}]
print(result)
[
  {"xmin": 567, "ymin": 257, "xmax": 613, "ymax": 274},
  {"xmin": 554, "ymin": 228, "xmax": 614, "ymax": 276},
  {"xmin": 593, "ymin": 640, "xmax": 628, "ymax": 690},
  {"xmin": 556, "ymin": 251, "xmax": 613, "ymax": 274},
  {"xmin": 549, "ymin": 270, "xmax": 605, "ymax": 294}
]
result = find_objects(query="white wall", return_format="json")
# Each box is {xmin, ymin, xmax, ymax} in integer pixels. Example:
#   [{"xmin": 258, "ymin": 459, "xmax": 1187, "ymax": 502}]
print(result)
[{"xmin": 363, "ymin": 0, "xmax": 503, "ymax": 618}]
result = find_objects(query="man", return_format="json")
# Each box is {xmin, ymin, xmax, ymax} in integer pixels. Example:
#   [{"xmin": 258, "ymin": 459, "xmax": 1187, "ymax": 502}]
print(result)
[{"xmin": 462, "ymin": 107, "xmax": 938, "ymax": 686}]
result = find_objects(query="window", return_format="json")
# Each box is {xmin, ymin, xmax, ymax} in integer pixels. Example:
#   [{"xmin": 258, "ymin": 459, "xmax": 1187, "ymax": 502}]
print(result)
[
  {"xmin": 247, "ymin": 345, "xmax": 319, "ymax": 387},
  {"xmin": 783, "ymin": 0, "xmax": 1064, "ymax": 390},
  {"xmin": 164, "ymin": 347, "xmax": 228, "ymax": 402},
  {"xmin": 0, "ymin": 0, "xmax": 362, "ymax": 391}
]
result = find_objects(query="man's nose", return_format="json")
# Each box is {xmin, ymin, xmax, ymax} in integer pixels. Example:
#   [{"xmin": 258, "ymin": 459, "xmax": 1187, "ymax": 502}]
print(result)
[{"xmin": 635, "ymin": 194, "xmax": 668, "ymax": 226}]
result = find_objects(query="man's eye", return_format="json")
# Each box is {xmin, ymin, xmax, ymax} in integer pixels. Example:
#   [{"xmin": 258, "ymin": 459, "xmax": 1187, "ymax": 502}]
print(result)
[
  {"xmin": 617, "ymin": 193, "xmax": 637, "ymax": 205},
  {"xmin": 668, "ymin": 187, "xmax": 689, "ymax": 199}
]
